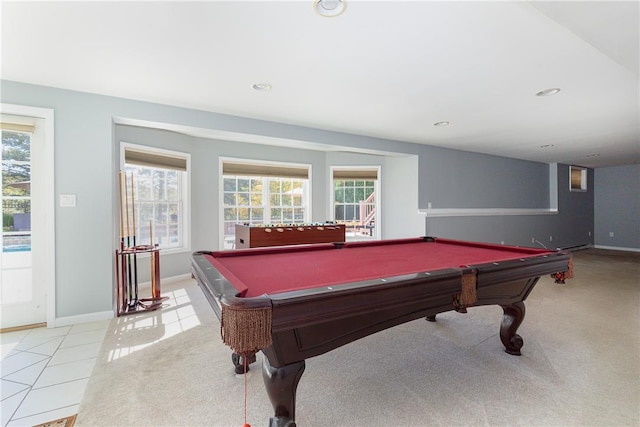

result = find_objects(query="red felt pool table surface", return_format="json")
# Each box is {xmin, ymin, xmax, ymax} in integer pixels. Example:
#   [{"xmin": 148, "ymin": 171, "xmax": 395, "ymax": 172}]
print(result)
[{"xmin": 204, "ymin": 237, "xmax": 551, "ymax": 298}]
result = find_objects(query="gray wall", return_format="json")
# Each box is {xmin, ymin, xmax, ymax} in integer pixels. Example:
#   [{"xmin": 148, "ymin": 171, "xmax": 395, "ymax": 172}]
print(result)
[
  {"xmin": 418, "ymin": 145, "xmax": 550, "ymax": 209},
  {"xmin": 556, "ymin": 163, "xmax": 595, "ymax": 248},
  {"xmin": 1, "ymin": 80, "xmax": 610, "ymax": 322},
  {"xmin": 594, "ymin": 164, "xmax": 640, "ymax": 250},
  {"xmin": 424, "ymin": 163, "xmax": 595, "ymax": 249}
]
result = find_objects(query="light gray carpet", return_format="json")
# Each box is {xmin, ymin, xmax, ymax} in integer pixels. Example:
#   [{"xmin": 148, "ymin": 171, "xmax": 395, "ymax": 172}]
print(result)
[{"xmin": 76, "ymin": 249, "xmax": 639, "ymax": 426}]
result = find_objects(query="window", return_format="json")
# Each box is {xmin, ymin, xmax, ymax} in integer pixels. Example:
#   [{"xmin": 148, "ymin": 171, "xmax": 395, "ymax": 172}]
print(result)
[
  {"xmin": 332, "ymin": 167, "xmax": 380, "ymax": 240},
  {"xmin": 122, "ymin": 144, "xmax": 190, "ymax": 251},
  {"xmin": 569, "ymin": 165, "xmax": 587, "ymax": 192},
  {"xmin": 268, "ymin": 178, "xmax": 306, "ymax": 223},
  {"xmin": 2, "ymin": 124, "xmax": 32, "ymax": 253},
  {"xmin": 221, "ymin": 159, "xmax": 310, "ymax": 249}
]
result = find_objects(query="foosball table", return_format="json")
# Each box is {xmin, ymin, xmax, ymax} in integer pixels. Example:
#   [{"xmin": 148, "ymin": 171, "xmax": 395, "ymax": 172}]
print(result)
[{"xmin": 234, "ymin": 222, "xmax": 345, "ymax": 248}]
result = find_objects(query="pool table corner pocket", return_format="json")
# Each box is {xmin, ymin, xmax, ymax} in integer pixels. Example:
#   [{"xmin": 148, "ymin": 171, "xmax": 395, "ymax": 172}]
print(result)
[{"xmin": 221, "ymin": 303, "xmax": 273, "ymax": 354}]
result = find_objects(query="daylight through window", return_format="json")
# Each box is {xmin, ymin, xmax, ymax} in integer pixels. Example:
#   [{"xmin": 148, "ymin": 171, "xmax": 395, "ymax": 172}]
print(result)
[
  {"xmin": 222, "ymin": 160, "xmax": 310, "ymax": 249},
  {"xmin": 332, "ymin": 167, "xmax": 379, "ymax": 240},
  {"xmin": 2, "ymin": 124, "xmax": 33, "ymax": 254},
  {"xmin": 123, "ymin": 145, "xmax": 189, "ymax": 251}
]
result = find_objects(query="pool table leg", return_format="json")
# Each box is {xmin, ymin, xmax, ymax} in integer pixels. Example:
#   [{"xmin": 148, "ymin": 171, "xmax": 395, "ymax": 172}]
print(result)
[
  {"xmin": 262, "ymin": 357, "xmax": 306, "ymax": 427},
  {"xmin": 231, "ymin": 351, "xmax": 256, "ymax": 374},
  {"xmin": 500, "ymin": 301, "xmax": 525, "ymax": 356}
]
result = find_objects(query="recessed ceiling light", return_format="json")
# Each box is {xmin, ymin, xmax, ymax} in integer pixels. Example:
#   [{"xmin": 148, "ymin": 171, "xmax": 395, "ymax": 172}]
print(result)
[
  {"xmin": 433, "ymin": 121, "xmax": 450, "ymax": 127},
  {"xmin": 252, "ymin": 83, "xmax": 272, "ymax": 91},
  {"xmin": 536, "ymin": 88, "xmax": 561, "ymax": 97},
  {"xmin": 314, "ymin": 0, "xmax": 347, "ymax": 17}
]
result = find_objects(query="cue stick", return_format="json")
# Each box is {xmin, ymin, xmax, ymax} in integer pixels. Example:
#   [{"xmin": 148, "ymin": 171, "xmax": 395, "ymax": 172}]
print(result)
[
  {"xmin": 130, "ymin": 172, "xmax": 139, "ymax": 303},
  {"xmin": 115, "ymin": 249, "xmax": 121, "ymax": 315},
  {"xmin": 118, "ymin": 171, "xmax": 125, "ymax": 250},
  {"xmin": 117, "ymin": 171, "xmax": 126, "ymax": 312},
  {"xmin": 124, "ymin": 172, "xmax": 134, "ymax": 307},
  {"xmin": 149, "ymin": 220, "xmax": 155, "ymax": 296}
]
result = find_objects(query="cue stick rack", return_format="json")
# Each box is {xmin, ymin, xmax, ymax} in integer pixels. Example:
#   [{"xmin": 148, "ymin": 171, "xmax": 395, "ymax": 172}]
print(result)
[{"xmin": 116, "ymin": 171, "xmax": 168, "ymax": 316}]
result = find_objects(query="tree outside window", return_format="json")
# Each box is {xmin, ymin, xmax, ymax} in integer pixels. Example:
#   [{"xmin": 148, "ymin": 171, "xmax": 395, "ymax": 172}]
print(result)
[
  {"xmin": 2, "ymin": 130, "xmax": 32, "ymax": 251},
  {"xmin": 124, "ymin": 165, "xmax": 183, "ymax": 249}
]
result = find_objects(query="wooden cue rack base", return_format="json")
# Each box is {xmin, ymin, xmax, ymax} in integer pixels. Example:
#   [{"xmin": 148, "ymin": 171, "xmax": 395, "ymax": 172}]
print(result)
[{"xmin": 115, "ymin": 244, "xmax": 168, "ymax": 316}]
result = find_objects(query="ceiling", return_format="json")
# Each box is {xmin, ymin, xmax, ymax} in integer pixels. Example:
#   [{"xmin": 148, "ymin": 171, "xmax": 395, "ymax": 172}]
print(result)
[{"xmin": 2, "ymin": 1, "xmax": 639, "ymax": 168}]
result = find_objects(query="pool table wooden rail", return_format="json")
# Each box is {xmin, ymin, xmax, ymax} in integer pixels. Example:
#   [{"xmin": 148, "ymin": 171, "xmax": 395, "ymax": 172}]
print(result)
[{"xmin": 192, "ymin": 248, "xmax": 568, "ymax": 366}]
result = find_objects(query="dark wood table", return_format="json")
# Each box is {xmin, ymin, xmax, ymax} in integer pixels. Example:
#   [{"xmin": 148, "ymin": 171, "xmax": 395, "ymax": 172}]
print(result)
[{"xmin": 191, "ymin": 237, "xmax": 571, "ymax": 427}]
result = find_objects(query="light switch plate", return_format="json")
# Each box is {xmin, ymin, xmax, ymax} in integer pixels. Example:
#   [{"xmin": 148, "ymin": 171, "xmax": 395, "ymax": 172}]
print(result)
[{"xmin": 60, "ymin": 194, "xmax": 76, "ymax": 207}]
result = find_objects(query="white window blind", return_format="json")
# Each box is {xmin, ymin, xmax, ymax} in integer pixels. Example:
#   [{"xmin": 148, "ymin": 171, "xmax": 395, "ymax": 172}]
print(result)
[
  {"xmin": 332, "ymin": 168, "xmax": 378, "ymax": 180},
  {"xmin": 1, "ymin": 122, "xmax": 36, "ymax": 133},
  {"xmin": 222, "ymin": 161, "xmax": 309, "ymax": 179},
  {"xmin": 124, "ymin": 148, "xmax": 187, "ymax": 171}
]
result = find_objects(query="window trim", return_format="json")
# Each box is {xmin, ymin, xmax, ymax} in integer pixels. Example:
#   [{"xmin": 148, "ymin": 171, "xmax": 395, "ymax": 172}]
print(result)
[
  {"xmin": 120, "ymin": 142, "xmax": 191, "ymax": 255},
  {"xmin": 219, "ymin": 157, "xmax": 312, "ymax": 249}
]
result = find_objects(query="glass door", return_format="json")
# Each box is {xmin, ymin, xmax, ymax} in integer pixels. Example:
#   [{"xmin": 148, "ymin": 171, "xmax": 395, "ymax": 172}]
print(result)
[{"xmin": 1, "ymin": 122, "xmax": 45, "ymax": 328}]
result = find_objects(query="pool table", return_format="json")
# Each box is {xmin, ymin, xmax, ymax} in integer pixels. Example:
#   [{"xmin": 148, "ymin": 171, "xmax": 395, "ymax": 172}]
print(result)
[{"xmin": 191, "ymin": 237, "xmax": 571, "ymax": 427}]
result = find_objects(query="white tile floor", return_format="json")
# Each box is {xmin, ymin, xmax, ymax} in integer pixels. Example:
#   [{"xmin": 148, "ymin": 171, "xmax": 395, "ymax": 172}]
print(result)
[{"xmin": 1, "ymin": 320, "xmax": 111, "ymax": 427}]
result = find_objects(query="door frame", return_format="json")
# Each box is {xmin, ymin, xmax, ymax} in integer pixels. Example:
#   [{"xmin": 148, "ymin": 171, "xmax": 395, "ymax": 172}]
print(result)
[{"xmin": 1, "ymin": 103, "xmax": 55, "ymax": 328}]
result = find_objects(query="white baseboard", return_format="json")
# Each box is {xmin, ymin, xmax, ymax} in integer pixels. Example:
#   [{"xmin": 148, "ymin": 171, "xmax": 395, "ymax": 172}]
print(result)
[
  {"xmin": 50, "ymin": 274, "xmax": 193, "ymax": 328},
  {"xmin": 593, "ymin": 245, "xmax": 640, "ymax": 253},
  {"xmin": 52, "ymin": 310, "xmax": 114, "ymax": 328}
]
